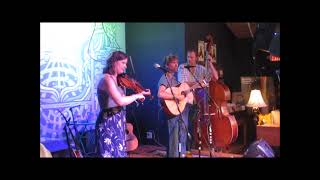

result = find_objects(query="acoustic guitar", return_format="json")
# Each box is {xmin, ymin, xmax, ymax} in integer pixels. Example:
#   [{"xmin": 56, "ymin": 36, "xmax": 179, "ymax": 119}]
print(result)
[
  {"xmin": 125, "ymin": 123, "xmax": 138, "ymax": 152},
  {"xmin": 162, "ymin": 82, "xmax": 207, "ymax": 116}
]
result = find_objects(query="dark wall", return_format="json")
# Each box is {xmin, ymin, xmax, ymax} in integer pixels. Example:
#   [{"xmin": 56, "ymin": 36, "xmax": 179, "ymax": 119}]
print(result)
[
  {"xmin": 125, "ymin": 22, "xmax": 259, "ymax": 145},
  {"xmin": 233, "ymin": 38, "xmax": 256, "ymax": 78},
  {"xmin": 185, "ymin": 23, "xmax": 257, "ymax": 92},
  {"xmin": 125, "ymin": 23, "xmax": 185, "ymax": 144}
]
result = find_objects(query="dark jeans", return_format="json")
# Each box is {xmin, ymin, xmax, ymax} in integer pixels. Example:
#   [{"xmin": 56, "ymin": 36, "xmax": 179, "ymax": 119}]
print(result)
[
  {"xmin": 159, "ymin": 104, "xmax": 192, "ymax": 157},
  {"xmin": 187, "ymin": 104, "xmax": 201, "ymax": 150}
]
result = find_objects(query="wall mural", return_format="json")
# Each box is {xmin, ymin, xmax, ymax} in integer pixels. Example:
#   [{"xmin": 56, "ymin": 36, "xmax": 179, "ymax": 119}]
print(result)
[{"xmin": 40, "ymin": 23, "xmax": 125, "ymax": 150}]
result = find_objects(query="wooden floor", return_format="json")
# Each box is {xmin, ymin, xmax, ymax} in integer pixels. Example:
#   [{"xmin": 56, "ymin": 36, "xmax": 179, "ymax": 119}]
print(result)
[{"xmin": 127, "ymin": 145, "xmax": 243, "ymax": 158}]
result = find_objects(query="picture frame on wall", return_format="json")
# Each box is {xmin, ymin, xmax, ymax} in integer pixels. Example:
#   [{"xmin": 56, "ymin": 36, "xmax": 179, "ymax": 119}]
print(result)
[
  {"xmin": 197, "ymin": 40, "xmax": 217, "ymax": 64},
  {"xmin": 209, "ymin": 43, "xmax": 217, "ymax": 63},
  {"xmin": 232, "ymin": 91, "xmax": 246, "ymax": 111},
  {"xmin": 198, "ymin": 40, "xmax": 205, "ymax": 62}
]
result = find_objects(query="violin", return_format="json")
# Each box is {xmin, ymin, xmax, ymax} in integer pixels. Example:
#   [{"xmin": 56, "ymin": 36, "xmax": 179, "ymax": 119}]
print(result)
[{"xmin": 117, "ymin": 73, "xmax": 153, "ymax": 100}]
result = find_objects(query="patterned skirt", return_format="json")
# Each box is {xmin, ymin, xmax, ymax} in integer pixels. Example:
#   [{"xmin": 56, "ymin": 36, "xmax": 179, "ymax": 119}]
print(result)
[{"xmin": 96, "ymin": 109, "xmax": 127, "ymax": 158}]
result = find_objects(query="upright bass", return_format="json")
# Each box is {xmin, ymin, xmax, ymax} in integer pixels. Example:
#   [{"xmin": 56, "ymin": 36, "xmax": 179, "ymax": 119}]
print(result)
[{"xmin": 195, "ymin": 34, "xmax": 238, "ymax": 150}]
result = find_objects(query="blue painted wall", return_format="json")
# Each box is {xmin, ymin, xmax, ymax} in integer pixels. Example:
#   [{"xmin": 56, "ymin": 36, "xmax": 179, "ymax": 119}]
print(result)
[
  {"xmin": 125, "ymin": 23, "xmax": 185, "ymax": 145},
  {"xmin": 40, "ymin": 23, "xmax": 126, "ymax": 152}
]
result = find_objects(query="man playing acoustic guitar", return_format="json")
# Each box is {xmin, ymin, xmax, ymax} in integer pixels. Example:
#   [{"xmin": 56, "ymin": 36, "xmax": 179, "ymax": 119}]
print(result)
[
  {"xmin": 157, "ymin": 54, "xmax": 191, "ymax": 158},
  {"xmin": 177, "ymin": 49, "xmax": 219, "ymax": 152}
]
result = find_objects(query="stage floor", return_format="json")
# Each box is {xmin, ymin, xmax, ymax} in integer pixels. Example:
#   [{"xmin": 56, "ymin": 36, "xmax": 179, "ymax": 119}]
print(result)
[{"xmin": 127, "ymin": 145, "xmax": 243, "ymax": 158}]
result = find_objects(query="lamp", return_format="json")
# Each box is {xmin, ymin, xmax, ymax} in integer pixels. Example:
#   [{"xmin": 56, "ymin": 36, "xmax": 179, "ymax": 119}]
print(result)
[
  {"xmin": 247, "ymin": 89, "xmax": 267, "ymax": 110},
  {"xmin": 247, "ymin": 89, "xmax": 267, "ymax": 124}
]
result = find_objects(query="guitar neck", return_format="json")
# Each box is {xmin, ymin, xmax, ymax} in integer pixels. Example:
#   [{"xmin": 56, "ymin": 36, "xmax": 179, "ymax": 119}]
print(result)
[
  {"xmin": 182, "ymin": 88, "xmax": 194, "ymax": 95},
  {"xmin": 182, "ymin": 82, "xmax": 207, "ymax": 95}
]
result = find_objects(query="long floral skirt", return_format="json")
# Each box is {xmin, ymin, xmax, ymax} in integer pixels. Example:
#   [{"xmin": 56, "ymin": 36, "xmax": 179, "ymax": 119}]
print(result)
[{"xmin": 96, "ymin": 110, "xmax": 127, "ymax": 158}]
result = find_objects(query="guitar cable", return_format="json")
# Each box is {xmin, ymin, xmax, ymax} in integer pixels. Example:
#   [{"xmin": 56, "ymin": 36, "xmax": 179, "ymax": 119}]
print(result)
[
  {"xmin": 129, "ymin": 108, "xmax": 142, "ymax": 144},
  {"xmin": 154, "ymin": 107, "xmax": 166, "ymax": 148}
]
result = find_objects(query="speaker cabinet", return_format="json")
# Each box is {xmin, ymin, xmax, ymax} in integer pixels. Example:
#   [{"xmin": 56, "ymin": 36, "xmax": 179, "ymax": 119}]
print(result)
[{"xmin": 244, "ymin": 139, "xmax": 275, "ymax": 158}]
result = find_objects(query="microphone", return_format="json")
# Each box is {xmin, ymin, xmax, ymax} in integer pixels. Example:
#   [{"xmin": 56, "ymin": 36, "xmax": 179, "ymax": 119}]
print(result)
[
  {"xmin": 184, "ymin": 64, "xmax": 196, "ymax": 69},
  {"xmin": 153, "ymin": 63, "xmax": 169, "ymax": 73}
]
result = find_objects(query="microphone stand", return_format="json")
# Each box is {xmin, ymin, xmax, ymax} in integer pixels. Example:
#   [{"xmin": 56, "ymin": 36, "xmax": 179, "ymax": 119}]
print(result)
[
  {"xmin": 164, "ymin": 72, "xmax": 188, "ymax": 158},
  {"xmin": 70, "ymin": 107, "xmax": 80, "ymax": 137},
  {"xmin": 275, "ymin": 69, "xmax": 280, "ymax": 83},
  {"xmin": 186, "ymin": 64, "xmax": 218, "ymax": 158},
  {"xmin": 58, "ymin": 110, "xmax": 79, "ymax": 157},
  {"xmin": 69, "ymin": 107, "xmax": 86, "ymax": 155},
  {"xmin": 127, "ymin": 56, "xmax": 143, "ymax": 144}
]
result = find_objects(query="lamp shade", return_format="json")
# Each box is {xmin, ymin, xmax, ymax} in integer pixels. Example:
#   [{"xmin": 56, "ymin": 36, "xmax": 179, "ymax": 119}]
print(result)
[{"xmin": 246, "ymin": 89, "xmax": 267, "ymax": 108}]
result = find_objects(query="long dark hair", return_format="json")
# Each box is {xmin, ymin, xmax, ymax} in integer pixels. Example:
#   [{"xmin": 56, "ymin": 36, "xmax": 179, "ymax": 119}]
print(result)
[{"xmin": 103, "ymin": 51, "xmax": 128, "ymax": 74}]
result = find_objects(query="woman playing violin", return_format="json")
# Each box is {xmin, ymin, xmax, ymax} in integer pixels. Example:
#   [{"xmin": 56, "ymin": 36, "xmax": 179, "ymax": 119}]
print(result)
[{"xmin": 96, "ymin": 51, "xmax": 150, "ymax": 158}]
